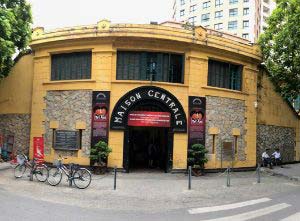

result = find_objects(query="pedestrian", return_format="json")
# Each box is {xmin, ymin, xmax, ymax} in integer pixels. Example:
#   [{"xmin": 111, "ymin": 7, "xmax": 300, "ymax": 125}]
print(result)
[
  {"xmin": 262, "ymin": 148, "xmax": 273, "ymax": 169},
  {"xmin": 272, "ymin": 148, "xmax": 282, "ymax": 167}
]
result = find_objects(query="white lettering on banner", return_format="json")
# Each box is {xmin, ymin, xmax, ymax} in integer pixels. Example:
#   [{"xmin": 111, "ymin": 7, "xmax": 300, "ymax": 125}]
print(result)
[
  {"xmin": 166, "ymin": 97, "xmax": 171, "ymax": 104},
  {"xmin": 136, "ymin": 93, "xmax": 142, "ymax": 100},
  {"xmin": 148, "ymin": 90, "xmax": 154, "ymax": 97},
  {"xmin": 175, "ymin": 113, "xmax": 181, "ymax": 119},
  {"xmin": 130, "ymin": 96, "xmax": 136, "ymax": 102},
  {"xmin": 176, "ymin": 121, "xmax": 183, "ymax": 125},
  {"xmin": 125, "ymin": 100, "xmax": 131, "ymax": 106},
  {"xmin": 121, "ymin": 105, "xmax": 127, "ymax": 111},
  {"xmin": 169, "ymin": 102, "xmax": 176, "ymax": 108},
  {"xmin": 160, "ymin": 93, "xmax": 166, "ymax": 101},
  {"xmin": 118, "ymin": 112, "xmax": 124, "ymax": 117},
  {"xmin": 172, "ymin": 108, "xmax": 179, "ymax": 114},
  {"xmin": 114, "ymin": 117, "xmax": 122, "ymax": 123},
  {"xmin": 154, "ymin": 92, "xmax": 160, "ymax": 98}
]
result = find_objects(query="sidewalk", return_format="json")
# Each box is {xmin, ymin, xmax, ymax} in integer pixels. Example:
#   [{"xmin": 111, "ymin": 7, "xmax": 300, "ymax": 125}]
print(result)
[
  {"xmin": 1, "ymin": 167, "xmax": 300, "ymax": 212},
  {"xmin": 261, "ymin": 163, "xmax": 300, "ymax": 181},
  {"xmin": 0, "ymin": 162, "xmax": 12, "ymax": 171}
]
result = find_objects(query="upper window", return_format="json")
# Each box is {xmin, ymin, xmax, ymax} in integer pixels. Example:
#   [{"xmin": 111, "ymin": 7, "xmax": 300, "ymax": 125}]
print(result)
[
  {"xmin": 117, "ymin": 51, "xmax": 184, "ymax": 84},
  {"xmin": 208, "ymin": 60, "xmax": 242, "ymax": 91},
  {"xmin": 189, "ymin": 16, "xmax": 196, "ymax": 25},
  {"xmin": 180, "ymin": 0, "xmax": 185, "ymax": 6},
  {"xmin": 190, "ymin": 4, "xmax": 197, "ymax": 12},
  {"xmin": 228, "ymin": 21, "xmax": 238, "ymax": 30},
  {"xmin": 243, "ymin": 7, "xmax": 249, "ymax": 15},
  {"xmin": 229, "ymin": 0, "xmax": 238, "ymax": 4},
  {"xmin": 214, "ymin": 23, "xmax": 223, "ymax": 30},
  {"xmin": 243, "ymin": 20, "xmax": 249, "ymax": 28},
  {"xmin": 180, "ymin": 9, "xmax": 185, "ymax": 16},
  {"xmin": 201, "ymin": 13, "xmax": 210, "ymax": 22},
  {"xmin": 229, "ymin": 8, "xmax": 238, "ymax": 17},
  {"xmin": 51, "ymin": 52, "xmax": 91, "ymax": 81},
  {"xmin": 215, "ymin": 0, "xmax": 223, "ymax": 6},
  {"xmin": 203, "ymin": 1, "xmax": 211, "ymax": 9},
  {"xmin": 215, "ymin": 10, "xmax": 223, "ymax": 18}
]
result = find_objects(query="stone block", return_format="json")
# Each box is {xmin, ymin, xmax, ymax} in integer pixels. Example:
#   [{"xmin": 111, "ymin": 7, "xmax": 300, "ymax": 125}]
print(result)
[
  {"xmin": 49, "ymin": 121, "xmax": 59, "ymax": 129},
  {"xmin": 76, "ymin": 121, "xmax": 86, "ymax": 130}
]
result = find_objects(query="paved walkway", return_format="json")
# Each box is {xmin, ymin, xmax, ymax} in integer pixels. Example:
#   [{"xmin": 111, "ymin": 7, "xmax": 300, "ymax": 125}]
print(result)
[
  {"xmin": 1, "ymin": 165, "xmax": 300, "ymax": 212},
  {"xmin": 262, "ymin": 163, "xmax": 300, "ymax": 181}
]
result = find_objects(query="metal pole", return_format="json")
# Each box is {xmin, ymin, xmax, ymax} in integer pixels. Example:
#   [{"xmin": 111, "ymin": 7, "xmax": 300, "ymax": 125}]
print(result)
[
  {"xmin": 29, "ymin": 169, "xmax": 33, "ymax": 181},
  {"xmin": 226, "ymin": 166, "xmax": 230, "ymax": 187},
  {"xmin": 69, "ymin": 164, "xmax": 73, "ymax": 187},
  {"xmin": 188, "ymin": 166, "xmax": 192, "ymax": 190},
  {"xmin": 114, "ymin": 166, "xmax": 117, "ymax": 190},
  {"xmin": 257, "ymin": 165, "xmax": 261, "ymax": 184}
]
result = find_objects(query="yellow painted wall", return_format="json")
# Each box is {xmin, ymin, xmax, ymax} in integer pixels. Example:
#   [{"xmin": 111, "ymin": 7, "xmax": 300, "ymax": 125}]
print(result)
[
  {"xmin": 26, "ymin": 22, "xmax": 262, "ymax": 169},
  {"xmin": 257, "ymin": 71, "xmax": 300, "ymax": 160},
  {"xmin": 0, "ymin": 54, "xmax": 33, "ymax": 114}
]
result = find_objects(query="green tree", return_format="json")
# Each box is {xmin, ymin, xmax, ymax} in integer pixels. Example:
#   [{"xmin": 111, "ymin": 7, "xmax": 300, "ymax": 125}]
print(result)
[
  {"xmin": 259, "ymin": 0, "xmax": 300, "ymax": 100},
  {"xmin": 0, "ymin": 0, "xmax": 32, "ymax": 78}
]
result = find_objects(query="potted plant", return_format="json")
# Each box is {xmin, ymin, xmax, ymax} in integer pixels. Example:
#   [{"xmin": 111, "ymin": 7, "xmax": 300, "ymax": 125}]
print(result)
[
  {"xmin": 90, "ymin": 141, "xmax": 112, "ymax": 174},
  {"xmin": 187, "ymin": 144, "xmax": 208, "ymax": 176}
]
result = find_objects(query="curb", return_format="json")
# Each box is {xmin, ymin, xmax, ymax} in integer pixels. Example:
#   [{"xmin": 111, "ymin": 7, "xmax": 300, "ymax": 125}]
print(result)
[{"xmin": 261, "ymin": 168, "xmax": 300, "ymax": 182}]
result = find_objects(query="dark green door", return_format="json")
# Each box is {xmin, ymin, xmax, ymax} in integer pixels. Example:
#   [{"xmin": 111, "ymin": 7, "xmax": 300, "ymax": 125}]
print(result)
[{"xmin": 165, "ymin": 130, "xmax": 174, "ymax": 173}]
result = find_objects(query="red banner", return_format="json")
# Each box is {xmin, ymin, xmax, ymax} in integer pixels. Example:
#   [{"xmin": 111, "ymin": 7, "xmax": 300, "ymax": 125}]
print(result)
[
  {"xmin": 33, "ymin": 137, "xmax": 44, "ymax": 161},
  {"xmin": 128, "ymin": 111, "xmax": 171, "ymax": 127}
]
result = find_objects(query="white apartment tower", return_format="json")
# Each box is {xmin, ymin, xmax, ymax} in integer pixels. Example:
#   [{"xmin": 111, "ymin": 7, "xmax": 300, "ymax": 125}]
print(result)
[{"xmin": 173, "ymin": 0, "xmax": 276, "ymax": 42}]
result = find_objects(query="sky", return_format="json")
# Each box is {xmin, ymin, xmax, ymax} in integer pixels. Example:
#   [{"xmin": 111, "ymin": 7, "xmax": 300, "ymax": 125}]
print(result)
[{"xmin": 27, "ymin": 0, "xmax": 174, "ymax": 31}]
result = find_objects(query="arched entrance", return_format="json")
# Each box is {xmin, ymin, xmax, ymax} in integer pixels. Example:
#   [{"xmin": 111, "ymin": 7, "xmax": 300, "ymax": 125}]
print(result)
[{"xmin": 110, "ymin": 86, "xmax": 187, "ymax": 172}]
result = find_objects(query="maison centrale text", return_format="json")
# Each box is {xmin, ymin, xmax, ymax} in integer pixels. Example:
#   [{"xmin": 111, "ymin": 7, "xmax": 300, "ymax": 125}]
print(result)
[{"xmin": 114, "ymin": 89, "xmax": 183, "ymax": 126}]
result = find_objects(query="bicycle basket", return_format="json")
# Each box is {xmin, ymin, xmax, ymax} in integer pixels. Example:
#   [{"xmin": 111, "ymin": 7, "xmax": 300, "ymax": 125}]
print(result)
[{"xmin": 17, "ymin": 155, "xmax": 26, "ymax": 165}]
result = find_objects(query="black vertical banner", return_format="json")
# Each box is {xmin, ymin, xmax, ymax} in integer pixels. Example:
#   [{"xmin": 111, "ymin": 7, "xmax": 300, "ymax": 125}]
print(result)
[
  {"xmin": 188, "ymin": 96, "xmax": 206, "ymax": 149},
  {"xmin": 91, "ymin": 91, "xmax": 110, "ymax": 147}
]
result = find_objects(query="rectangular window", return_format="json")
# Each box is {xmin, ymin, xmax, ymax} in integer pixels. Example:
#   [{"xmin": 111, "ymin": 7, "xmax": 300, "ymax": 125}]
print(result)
[
  {"xmin": 201, "ymin": 13, "xmax": 210, "ymax": 22},
  {"xmin": 215, "ymin": 0, "xmax": 223, "ymax": 6},
  {"xmin": 229, "ymin": 8, "xmax": 238, "ymax": 17},
  {"xmin": 190, "ymin": 4, "xmax": 197, "ymax": 12},
  {"xmin": 242, "ymin": 33, "xmax": 249, "ymax": 39},
  {"xmin": 229, "ymin": 0, "xmax": 238, "ymax": 4},
  {"xmin": 180, "ymin": 0, "xmax": 185, "ymax": 5},
  {"xmin": 180, "ymin": 9, "xmax": 185, "ymax": 16},
  {"xmin": 243, "ymin": 7, "xmax": 249, "ymax": 15},
  {"xmin": 214, "ymin": 23, "xmax": 223, "ymax": 30},
  {"xmin": 117, "ymin": 51, "xmax": 184, "ymax": 84},
  {"xmin": 189, "ymin": 16, "xmax": 196, "ymax": 25},
  {"xmin": 208, "ymin": 59, "xmax": 243, "ymax": 91},
  {"xmin": 51, "ymin": 52, "xmax": 91, "ymax": 81},
  {"xmin": 243, "ymin": 20, "xmax": 249, "ymax": 28},
  {"xmin": 228, "ymin": 20, "xmax": 238, "ymax": 30},
  {"xmin": 215, "ymin": 10, "xmax": 223, "ymax": 18},
  {"xmin": 243, "ymin": 0, "xmax": 249, "ymax": 2},
  {"xmin": 203, "ymin": 1, "xmax": 210, "ymax": 9}
]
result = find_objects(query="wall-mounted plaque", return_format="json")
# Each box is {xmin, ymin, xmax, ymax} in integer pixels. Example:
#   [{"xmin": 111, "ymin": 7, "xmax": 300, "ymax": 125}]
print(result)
[{"xmin": 54, "ymin": 130, "xmax": 78, "ymax": 150}]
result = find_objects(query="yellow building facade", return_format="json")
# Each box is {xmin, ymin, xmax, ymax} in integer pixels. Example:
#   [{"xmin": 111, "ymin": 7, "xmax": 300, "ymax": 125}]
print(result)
[{"xmin": 0, "ymin": 20, "xmax": 298, "ymax": 172}]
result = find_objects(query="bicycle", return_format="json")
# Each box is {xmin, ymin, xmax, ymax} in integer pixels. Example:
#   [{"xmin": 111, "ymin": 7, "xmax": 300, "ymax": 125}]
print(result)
[
  {"xmin": 14, "ymin": 153, "xmax": 49, "ymax": 182},
  {"xmin": 47, "ymin": 156, "xmax": 92, "ymax": 189}
]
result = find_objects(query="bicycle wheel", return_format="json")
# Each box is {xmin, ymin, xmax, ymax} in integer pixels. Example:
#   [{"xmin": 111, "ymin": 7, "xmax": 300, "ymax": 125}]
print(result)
[
  {"xmin": 73, "ymin": 168, "xmax": 92, "ymax": 189},
  {"xmin": 35, "ymin": 164, "xmax": 49, "ymax": 182},
  {"xmin": 47, "ymin": 167, "xmax": 62, "ymax": 186},
  {"xmin": 14, "ymin": 164, "xmax": 26, "ymax": 178}
]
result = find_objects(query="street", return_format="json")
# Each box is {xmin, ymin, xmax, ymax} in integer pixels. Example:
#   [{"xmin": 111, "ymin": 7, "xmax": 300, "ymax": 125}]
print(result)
[{"xmin": 1, "ymin": 167, "xmax": 300, "ymax": 220}]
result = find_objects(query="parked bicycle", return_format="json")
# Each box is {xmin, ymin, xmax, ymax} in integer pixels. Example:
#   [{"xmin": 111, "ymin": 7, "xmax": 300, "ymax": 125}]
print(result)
[
  {"xmin": 47, "ymin": 155, "xmax": 92, "ymax": 189},
  {"xmin": 14, "ymin": 153, "xmax": 49, "ymax": 182}
]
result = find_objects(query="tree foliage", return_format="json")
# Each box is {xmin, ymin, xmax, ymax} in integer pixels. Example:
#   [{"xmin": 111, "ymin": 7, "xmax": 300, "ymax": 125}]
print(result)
[
  {"xmin": 0, "ymin": 0, "xmax": 32, "ymax": 78},
  {"xmin": 259, "ymin": 0, "xmax": 300, "ymax": 100}
]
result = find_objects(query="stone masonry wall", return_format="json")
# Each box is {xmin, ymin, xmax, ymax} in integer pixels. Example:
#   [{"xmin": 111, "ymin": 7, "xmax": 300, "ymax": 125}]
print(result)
[
  {"xmin": 205, "ymin": 96, "xmax": 246, "ymax": 162},
  {"xmin": 44, "ymin": 90, "xmax": 92, "ymax": 157},
  {"xmin": 0, "ymin": 114, "xmax": 31, "ymax": 155},
  {"xmin": 257, "ymin": 125, "xmax": 295, "ymax": 163}
]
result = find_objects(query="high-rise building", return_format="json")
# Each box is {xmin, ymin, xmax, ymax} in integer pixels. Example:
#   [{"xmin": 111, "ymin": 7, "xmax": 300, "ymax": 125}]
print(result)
[{"xmin": 172, "ymin": 0, "xmax": 276, "ymax": 42}]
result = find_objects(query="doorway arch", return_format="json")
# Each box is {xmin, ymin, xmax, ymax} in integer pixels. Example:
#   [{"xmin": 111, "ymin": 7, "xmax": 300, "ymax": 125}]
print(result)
[{"xmin": 110, "ymin": 86, "xmax": 187, "ymax": 172}]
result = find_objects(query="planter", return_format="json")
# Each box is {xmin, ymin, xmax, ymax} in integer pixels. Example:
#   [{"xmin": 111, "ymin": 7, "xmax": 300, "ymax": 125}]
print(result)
[
  {"xmin": 192, "ymin": 167, "xmax": 204, "ymax": 176},
  {"xmin": 93, "ymin": 164, "xmax": 107, "ymax": 175}
]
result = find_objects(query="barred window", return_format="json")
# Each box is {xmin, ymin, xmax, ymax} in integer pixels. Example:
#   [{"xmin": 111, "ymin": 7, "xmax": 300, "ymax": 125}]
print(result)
[
  {"xmin": 51, "ymin": 52, "xmax": 91, "ymax": 81},
  {"xmin": 208, "ymin": 60, "xmax": 242, "ymax": 91},
  {"xmin": 117, "ymin": 51, "xmax": 184, "ymax": 84}
]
